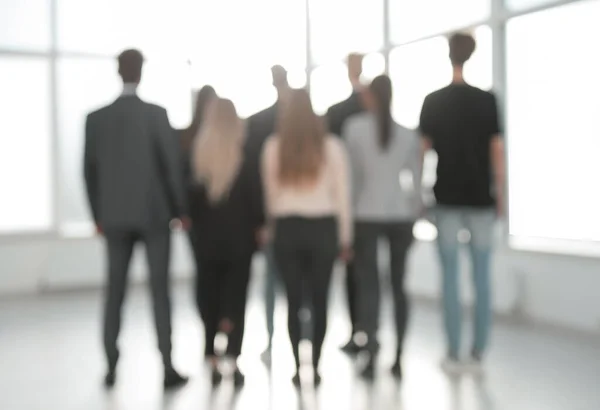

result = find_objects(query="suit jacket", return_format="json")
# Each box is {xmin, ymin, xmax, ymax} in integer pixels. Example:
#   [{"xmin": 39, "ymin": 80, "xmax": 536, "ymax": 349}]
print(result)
[
  {"xmin": 244, "ymin": 103, "xmax": 279, "ymax": 225},
  {"xmin": 325, "ymin": 91, "xmax": 365, "ymax": 137},
  {"xmin": 84, "ymin": 95, "xmax": 186, "ymax": 232}
]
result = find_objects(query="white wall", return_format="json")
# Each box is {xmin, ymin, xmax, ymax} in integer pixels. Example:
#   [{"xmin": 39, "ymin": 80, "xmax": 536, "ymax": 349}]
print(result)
[{"xmin": 1, "ymin": 231, "xmax": 599, "ymax": 335}]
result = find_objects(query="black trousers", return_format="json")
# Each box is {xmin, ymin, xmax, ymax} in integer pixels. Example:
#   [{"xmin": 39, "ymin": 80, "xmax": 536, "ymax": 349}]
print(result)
[
  {"xmin": 354, "ymin": 221, "xmax": 414, "ymax": 356},
  {"xmin": 103, "ymin": 230, "xmax": 173, "ymax": 370},
  {"xmin": 273, "ymin": 216, "xmax": 338, "ymax": 369},
  {"xmin": 345, "ymin": 262, "xmax": 358, "ymax": 335},
  {"xmin": 197, "ymin": 251, "xmax": 252, "ymax": 358},
  {"xmin": 187, "ymin": 227, "xmax": 203, "ymax": 316}
]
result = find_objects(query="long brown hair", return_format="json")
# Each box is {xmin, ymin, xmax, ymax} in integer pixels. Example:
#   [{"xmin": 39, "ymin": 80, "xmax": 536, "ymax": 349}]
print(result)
[
  {"xmin": 369, "ymin": 75, "xmax": 393, "ymax": 150},
  {"xmin": 193, "ymin": 98, "xmax": 244, "ymax": 203},
  {"xmin": 277, "ymin": 89, "xmax": 326, "ymax": 187},
  {"xmin": 183, "ymin": 85, "xmax": 217, "ymax": 150}
]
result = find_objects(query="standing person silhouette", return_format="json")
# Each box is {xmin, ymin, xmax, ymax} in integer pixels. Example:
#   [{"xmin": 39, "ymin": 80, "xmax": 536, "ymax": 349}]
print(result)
[
  {"xmin": 84, "ymin": 49, "xmax": 189, "ymax": 389},
  {"xmin": 419, "ymin": 33, "xmax": 505, "ymax": 374}
]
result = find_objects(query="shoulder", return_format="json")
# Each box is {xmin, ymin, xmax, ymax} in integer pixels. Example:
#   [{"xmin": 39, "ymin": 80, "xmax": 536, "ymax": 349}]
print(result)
[
  {"xmin": 325, "ymin": 134, "xmax": 347, "ymax": 154},
  {"xmin": 145, "ymin": 102, "xmax": 168, "ymax": 115},
  {"xmin": 86, "ymin": 104, "xmax": 111, "ymax": 124},
  {"xmin": 248, "ymin": 104, "xmax": 276, "ymax": 123},
  {"xmin": 424, "ymin": 86, "xmax": 450, "ymax": 104}
]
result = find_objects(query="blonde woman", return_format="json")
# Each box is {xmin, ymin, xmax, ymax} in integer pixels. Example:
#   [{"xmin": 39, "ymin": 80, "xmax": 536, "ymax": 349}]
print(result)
[
  {"xmin": 190, "ymin": 98, "xmax": 263, "ymax": 387},
  {"xmin": 261, "ymin": 89, "xmax": 352, "ymax": 387}
]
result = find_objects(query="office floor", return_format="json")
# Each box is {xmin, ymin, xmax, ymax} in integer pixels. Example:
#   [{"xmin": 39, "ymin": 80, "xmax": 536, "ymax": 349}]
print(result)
[{"xmin": 1, "ymin": 267, "xmax": 599, "ymax": 410}]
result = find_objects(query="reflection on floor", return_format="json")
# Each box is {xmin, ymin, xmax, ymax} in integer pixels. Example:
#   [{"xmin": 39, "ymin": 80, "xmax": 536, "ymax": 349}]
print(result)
[{"xmin": 1, "ymin": 267, "xmax": 599, "ymax": 410}]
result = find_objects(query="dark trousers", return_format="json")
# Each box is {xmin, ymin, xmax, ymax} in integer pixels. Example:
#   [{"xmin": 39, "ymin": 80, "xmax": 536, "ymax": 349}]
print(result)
[
  {"xmin": 354, "ymin": 221, "xmax": 414, "ymax": 357},
  {"xmin": 345, "ymin": 262, "xmax": 358, "ymax": 335},
  {"xmin": 103, "ymin": 230, "xmax": 173, "ymax": 370},
  {"xmin": 273, "ymin": 217, "xmax": 338, "ymax": 369},
  {"xmin": 187, "ymin": 227, "xmax": 202, "ymax": 316},
  {"xmin": 197, "ymin": 252, "xmax": 252, "ymax": 358}
]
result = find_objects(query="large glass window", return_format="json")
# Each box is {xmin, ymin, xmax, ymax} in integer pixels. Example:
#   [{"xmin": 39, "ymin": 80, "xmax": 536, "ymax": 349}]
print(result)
[
  {"xmin": 56, "ymin": 0, "xmax": 193, "ymax": 59},
  {"xmin": 0, "ymin": 0, "xmax": 51, "ymax": 51},
  {"xmin": 389, "ymin": 0, "xmax": 490, "ymax": 44},
  {"xmin": 0, "ymin": 58, "xmax": 52, "ymax": 232},
  {"xmin": 190, "ymin": 0, "xmax": 306, "ymax": 117},
  {"xmin": 389, "ymin": 26, "xmax": 492, "ymax": 129},
  {"xmin": 309, "ymin": 0, "xmax": 384, "ymax": 65},
  {"xmin": 506, "ymin": 0, "xmax": 600, "ymax": 243},
  {"xmin": 506, "ymin": 0, "xmax": 561, "ymax": 11}
]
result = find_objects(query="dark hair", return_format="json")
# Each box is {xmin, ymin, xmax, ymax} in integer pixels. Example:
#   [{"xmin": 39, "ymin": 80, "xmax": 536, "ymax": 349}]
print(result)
[
  {"xmin": 449, "ymin": 33, "xmax": 476, "ymax": 67},
  {"xmin": 271, "ymin": 65, "xmax": 289, "ymax": 89},
  {"xmin": 369, "ymin": 75, "xmax": 393, "ymax": 150},
  {"xmin": 118, "ymin": 49, "xmax": 144, "ymax": 83},
  {"xmin": 183, "ymin": 85, "xmax": 217, "ymax": 149}
]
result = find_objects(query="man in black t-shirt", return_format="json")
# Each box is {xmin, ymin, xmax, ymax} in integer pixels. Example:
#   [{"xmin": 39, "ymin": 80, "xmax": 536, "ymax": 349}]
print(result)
[{"xmin": 419, "ymin": 33, "xmax": 505, "ymax": 374}]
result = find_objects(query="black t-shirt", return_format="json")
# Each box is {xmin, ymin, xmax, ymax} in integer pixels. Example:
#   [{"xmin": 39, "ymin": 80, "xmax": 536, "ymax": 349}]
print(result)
[{"xmin": 419, "ymin": 83, "xmax": 501, "ymax": 207}]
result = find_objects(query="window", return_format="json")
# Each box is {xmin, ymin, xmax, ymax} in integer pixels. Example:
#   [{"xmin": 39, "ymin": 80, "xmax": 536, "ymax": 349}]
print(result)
[
  {"xmin": 506, "ymin": 0, "xmax": 600, "ymax": 246},
  {"xmin": 389, "ymin": 26, "xmax": 492, "ymax": 129},
  {"xmin": 389, "ymin": 0, "xmax": 490, "ymax": 44},
  {"xmin": 0, "ymin": 58, "xmax": 52, "ymax": 232},
  {"xmin": 505, "ymin": 0, "xmax": 561, "ymax": 11},
  {"xmin": 190, "ymin": 0, "xmax": 307, "ymax": 117},
  {"xmin": 309, "ymin": 0, "xmax": 384, "ymax": 65},
  {"xmin": 0, "ymin": 0, "xmax": 51, "ymax": 51},
  {"xmin": 56, "ymin": 0, "xmax": 193, "ymax": 58}
]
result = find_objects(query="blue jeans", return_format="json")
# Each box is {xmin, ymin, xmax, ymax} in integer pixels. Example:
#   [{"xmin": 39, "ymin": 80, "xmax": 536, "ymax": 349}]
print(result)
[
  {"xmin": 264, "ymin": 244, "xmax": 278, "ymax": 347},
  {"xmin": 434, "ymin": 206, "xmax": 495, "ymax": 358}
]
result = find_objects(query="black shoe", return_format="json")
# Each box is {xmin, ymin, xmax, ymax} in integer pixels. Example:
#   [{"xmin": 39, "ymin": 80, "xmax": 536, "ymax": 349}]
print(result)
[
  {"xmin": 233, "ymin": 369, "xmax": 245, "ymax": 388},
  {"xmin": 341, "ymin": 339, "xmax": 360, "ymax": 355},
  {"xmin": 104, "ymin": 370, "xmax": 116, "ymax": 388},
  {"xmin": 292, "ymin": 372, "xmax": 301, "ymax": 388},
  {"xmin": 211, "ymin": 368, "xmax": 223, "ymax": 386},
  {"xmin": 313, "ymin": 370, "xmax": 322, "ymax": 387},
  {"xmin": 391, "ymin": 362, "xmax": 403, "ymax": 380},
  {"xmin": 361, "ymin": 361, "xmax": 375, "ymax": 381},
  {"xmin": 164, "ymin": 369, "xmax": 189, "ymax": 389}
]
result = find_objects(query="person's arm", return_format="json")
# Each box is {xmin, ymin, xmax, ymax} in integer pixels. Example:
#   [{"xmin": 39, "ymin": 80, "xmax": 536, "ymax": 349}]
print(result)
[
  {"xmin": 155, "ymin": 107, "xmax": 188, "ymax": 223},
  {"xmin": 260, "ymin": 137, "xmax": 278, "ymax": 239},
  {"xmin": 418, "ymin": 95, "xmax": 435, "ymax": 176},
  {"xmin": 83, "ymin": 114, "xmax": 100, "ymax": 232},
  {"xmin": 342, "ymin": 122, "xmax": 361, "ymax": 208},
  {"xmin": 488, "ymin": 93, "xmax": 505, "ymax": 216},
  {"xmin": 330, "ymin": 138, "xmax": 353, "ymax": 253}
]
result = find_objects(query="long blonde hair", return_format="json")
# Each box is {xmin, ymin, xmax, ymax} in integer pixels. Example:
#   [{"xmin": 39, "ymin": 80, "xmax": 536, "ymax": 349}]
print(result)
[
  {"xmin": 277, "ymin": 89, "xmax": 326, "ymax": 187},
  {"xmin": 193, "ymin": 98, "xmax": 244, "ymax": 203}
]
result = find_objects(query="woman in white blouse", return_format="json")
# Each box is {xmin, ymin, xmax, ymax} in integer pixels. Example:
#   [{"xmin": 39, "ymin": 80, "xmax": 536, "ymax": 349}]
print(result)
[{"xmin": 261, "ymin": 89, "xmax": 352, "ymax": 387}]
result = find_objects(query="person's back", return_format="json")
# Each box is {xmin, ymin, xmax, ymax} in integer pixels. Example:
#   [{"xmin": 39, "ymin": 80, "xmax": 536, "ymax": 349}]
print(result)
[
  {"xmin": 189, "ymin": 156, "xmax": 261, "ymax": 257},
  {"xmin": 83, "ymin": 49, "xmax": 187, "ymax": 389},
  {"xmin": 87, "ymin": 97, "xmax": 181, "ymax": 231},
  {"xmin": 345, "ymin": 113, "xmax": 421, "ymax": 221},
  {"xmin": 188, "ymin": 98, "xmax": 260, "ymax": 386},
  {"xmin": 420, "ymin": 84, "xmax": 499, "ymax": 207},
  {"xmin": 419, "ymin": 33, "xmax": 504, "ymax": 374}
]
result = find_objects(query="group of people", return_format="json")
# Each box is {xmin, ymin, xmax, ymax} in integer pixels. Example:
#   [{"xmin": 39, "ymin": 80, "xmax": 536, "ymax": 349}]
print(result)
[{"xmin": 83, "ymin": 31, "xmax": 504, "ymax": 390}]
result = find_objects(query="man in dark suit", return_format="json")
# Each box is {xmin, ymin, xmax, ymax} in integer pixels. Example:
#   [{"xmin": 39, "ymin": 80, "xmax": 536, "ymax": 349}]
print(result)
[
  {"xmin": 245, "ymin": 65, "xmax": 291, "ymax": 363},
  {"xmin": 84, "ymin": 49, "xmax": 188, "ymax": 389},
  {"xmin": 325, "ymin": 53, "xmax": 366, "ymax": 355}
]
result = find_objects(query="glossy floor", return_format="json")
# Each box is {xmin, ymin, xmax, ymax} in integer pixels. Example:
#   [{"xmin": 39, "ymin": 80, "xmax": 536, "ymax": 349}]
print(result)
[{"xmin": 1, "ymin": 268, "xmax": 599, "ymax": 410}]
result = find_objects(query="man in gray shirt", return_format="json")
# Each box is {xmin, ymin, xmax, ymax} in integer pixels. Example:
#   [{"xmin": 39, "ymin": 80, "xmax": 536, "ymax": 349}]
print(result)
[{"xmin": 84, "ymin": 49, "xmax": 188, "ymax": 389}]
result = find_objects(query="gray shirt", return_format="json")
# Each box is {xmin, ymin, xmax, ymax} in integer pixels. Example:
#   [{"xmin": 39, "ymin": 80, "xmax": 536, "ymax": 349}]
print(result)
[{"xmin": 344, "ymin": 112, "xmax": 422, "ymax": 222}]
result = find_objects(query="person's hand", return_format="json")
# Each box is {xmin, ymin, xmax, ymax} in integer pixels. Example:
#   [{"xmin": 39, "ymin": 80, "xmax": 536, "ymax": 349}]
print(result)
[
  {"xmin": 256, "ymin": 226, "xmax": 270, "ymax": 248},
  {"xmin": 339, "ymin": 246, "xmax": 353, "ymax": 263},
  {"xmin": 171, "ymin": 216, "xmax": 191, "ymax": 231}
]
